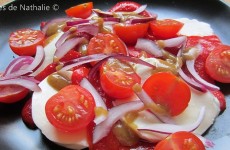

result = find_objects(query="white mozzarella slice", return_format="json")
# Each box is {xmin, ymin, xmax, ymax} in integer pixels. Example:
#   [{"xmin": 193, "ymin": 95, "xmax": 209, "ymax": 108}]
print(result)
[
  {"xmin": 32, "ymin": 78, "xmax": 89, "ymax": 150},
  {"xmin": 176, "ymin": 18, "xmax": 214, "ymax": 36}
]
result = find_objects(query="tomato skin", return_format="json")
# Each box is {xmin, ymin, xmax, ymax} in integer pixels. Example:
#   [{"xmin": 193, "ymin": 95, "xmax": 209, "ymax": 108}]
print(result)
[
  {"xmin": 59, "ymin": 50, "xmax": 81, "ymax": 62},
  {"xmin": 143, "ymin": 72, "xmax": 191, "ymax": 116},
  {"xmin": 100, "ymin": 58, "xmax": 141, "ymax": 99},
  {"xmin": 71, "ymin": 67, "xmax": 90, "ymax": 84},
  {"xmin": 21, "ymin": 98, "xmax": 36, "ymax": 129},
  {"xmin": 9, "ymin": 28, "xmax": 45, "ymax": 56},
  {"xmin": 87, "ymin": 33, "xmax": 127, "ymax": 56},
  {"xmin": 65, "ymin": 2, "xmax": 93, "ymax": 19},
  {"xmin": 149, "ymin": 19, "xmax": 184, "ymax": 39},
  {"xmin": 155, "ymin": 131, "xmax": 205, "ymax": 150},
  {"xmin": 45, "ymin": 85, "xmax": 95, "ymax": 132},
  {"xmin": 0, "ymin": 85, "xmax": 29, "ymax": 103},
  {"xmin": 205, "ymin": 45, "xmax": 230, "ymax": 83},
  {"xmin": 109, "ymin": 1, "xmax": 151, "ymax": 17},
  {"xmin": 113, "ymin": 23, "xmax": 149, "ymax": 45},
  {"xmin": 186, "ymin": 36, "xmax": 222, "ymax": 83},
  {"xmin": 211, "ymin": 90, "xmax": 226, "ymax": 111}
]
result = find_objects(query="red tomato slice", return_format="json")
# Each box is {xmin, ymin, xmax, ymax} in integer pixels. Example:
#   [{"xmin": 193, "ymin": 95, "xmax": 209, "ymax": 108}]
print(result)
[
  {"xmin": 65, "ymin": 2, "xmax": 93, "ymax": 19},
  {"xmin": 155, "ymin": 131, "xmax": 205, "ymax": 150},
  {"xmin": 149, "ymin": 19, "xmax": 184, "ymax": 39},
  {"xmin": 0, "ymin": 85, "xmax": 29, "ymax": 103},
  {"xmin": 87, "ymin": 33, "xmax": 127, "ymax": 56},
  {"xmin": 100, "ymin": 58, "xmax": 141, "ymax": 99},
  {"xmin": 45, "ymin": 85, "xmax": 95, "ymax": 132},
  {"xmin": 71, "ymin": 66, "xmax": 90, "ymax": 84},
  {"xmin": 109, "ymin": 1, "xmax": 151, "ymax": 17},
  {"xmin": 143, "ymin": 72, "xmax": 191, "ymax": 116},
  {"xmin": 9, "ymin": 28, "xmax": 45, "ymax": 56},
  {"xmin": 205, "ymin": 45, "xmax": 230, "ymax": 83},
  {"xmin": 113, "ymin": 23, "xmax": 149, "ymax": 45}
]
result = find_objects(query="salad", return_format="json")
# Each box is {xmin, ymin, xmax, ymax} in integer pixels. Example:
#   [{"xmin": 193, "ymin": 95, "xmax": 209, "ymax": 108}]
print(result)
[{"xmin": 0, "ymin": 1, "xmax": 229, "ymax": 150}]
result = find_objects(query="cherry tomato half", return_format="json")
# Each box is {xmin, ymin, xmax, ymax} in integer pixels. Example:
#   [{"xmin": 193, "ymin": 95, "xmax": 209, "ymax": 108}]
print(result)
[
  {"xmin": 0, "ymin": 85, "xmax": 29, "ymax": 103},
  {"xmin": 113, "ymin": 23, "xmax": 149, "ymax": 45},
  {"xmin": 9, "ymin": 28, "xmax": 45, "ymax": 56},
  {"xmin": 155, "ymin": 131, "xmax": 205, "ymax": 150},
  {"xmin": 45, "ymin": 85, "xmax": 95, "ymax": 132},
  {"xmin": 100, "ymin": 58, "xmax": 141, "ymax": 99},
  {"xmin": 87, "ymin": 33, "xmax": 127, "ymax": 56},
  {"xmin": 65, "ymin": 2, "xmax": 93, "ymax": 19},
  {"xmin": 143, "ymin": 72, "xmax": 191, "ymax": 116},
  {"xmin": 205, "ymin": 45, "xmax": 230, "ymax": 83},
  {"xmin": 109, "ymin": 1, "xmax": 151, "ymax": 17},
  {"xmin": 149, "ymin": 19, "xmax": 184, "ymax": 39}
]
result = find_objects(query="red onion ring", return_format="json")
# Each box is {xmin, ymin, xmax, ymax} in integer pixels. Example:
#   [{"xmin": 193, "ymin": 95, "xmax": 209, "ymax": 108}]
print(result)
[
  {"xmin": 196, "ymin": 134, "xmax": 215, "ymax": 148},
  {"xmin": 55, "ymin": 37, "xmax": 86, "ymax": 59},
  {"xmin": 178, "ymin": 68, "xmax": 207, "ymax": 92},
  {"xmin": 41, "ymin": 18, "xmax": 70, "ymax": 35},
  {"xmin": 133, "ymin": 4, "xmax": 147, "ymax": 14},
  {"xmin": 128, "ymin": 16, "xmax": 157, "ymax": 24},
  {"xmin": 135, "ymin": 38, "xmax": 163, "ymax": 57},
  {"xmin": 77, "ymin": 24, "xmax": 99, "ymax": 36},
  {"xmin": 61, "ymin": 54, "xmax": 109, "ymax": 71},
  {"xmin": 55, "ymin": 27, "xmax": 77, "ymax": 48},
  {"xmin": 80, "ymin": 78, "xmax": 107, "ymax": 124},
  {"xmin": 66, "ymin": 19, "xmax": 90, "ymax": 26},
  {"xmin": 137, "ymin": 107, "xmax": 205, "ymax": 134},
  {"xmin": 0, "ymin": 77, "xmax": 41, "ymax": 92},
  {"xmin": 3, "ymin": 56, "xmax": 34, "ymax": 77},
  {"xmin": 93, "ymin": 101, "xmax": 144, "ymax": 144},
  {"xmin": 92, "ymin": 9, "xmax": 114, "ymax": 18},
  {"xmin": 186, "ymin": 60, "xmax": 220, "ymax": 91},
  {"xmin": 158, "ymin": 36, "xmax": 187, "ymax": 48},
  {"xmin": 133, "ymin": 83, "xmax": 175, "ymax": 124}
]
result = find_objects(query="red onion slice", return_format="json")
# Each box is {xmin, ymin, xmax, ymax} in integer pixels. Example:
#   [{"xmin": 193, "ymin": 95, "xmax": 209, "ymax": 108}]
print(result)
[
  {"xmin": 128, "ymin": 16, "xmax": 156, "ymax": 24},
  {"xmin": 133, "ymin": 4, "xmax": 147, "ymax": 14},
  {"xmin": 158, "ymin": 36, "xmax": 187, "ymax": 48},
  {"xmin": 66, "ymin": 19, "xmax": 90, "ymax": 26},
  {"xmin": 93, "ymin": 101, "xmax": 144, "ymax": 144},
  {"xmin": 0, "ymin": 77, "xmax": 41, "ymax": 92},
  {"xmin": 137, "ymin": 106, "xmax": 205, "ymax": 134},
  {"xmin": 41, "ymin": 18, "xmax": 70, "ymax": 35},
  {"xmin": 133, "ymin": 84, "xmax": 175, "ymax": 124},
  {"xmin": 55, "ymin": 28, "xmax": 77, "ymax": 48},
  {"xmin": 3, "ymin": 56, "xmax": 34, "ymax": 77},
  {"xmin": 77, "ymin": 24, "xmax": 99, "ymax": 36},
  {"xmin": 178, "ymin": 68, "xmax": 207, "ymax": 92},
  {"xmin": 186, "ymin": 60, "xmax": 220, "ymax": 91},
  {"xmin": 80, "ymin": 78, "xmax": 107, "ymax": 124},
  {"xmin": 61, "ymin": 54, "xmax": 108, "ymax": 71},
  {"xmin": 196, "ymin": 135, "xmax": 215, "ymax": 148},
  {"xmin": 55, "ymin": 37, "xmax": 86, "ymax": 59},
  {"xmin": 92, "ymin": 9, "xmax": 114, "ymax": 18},
  {"xmin": 135, "ymin": 38, "xmax": 163, "ymax": 57}
]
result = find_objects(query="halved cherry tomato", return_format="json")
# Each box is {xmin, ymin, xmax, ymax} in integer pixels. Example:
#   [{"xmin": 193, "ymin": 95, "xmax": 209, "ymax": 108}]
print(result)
[
  {"xmin": 0, "ymin": 85, "xmax": 29, "ymax": 103},
  {"xmin": 155, "ymin": 131, "xmax": 205, "ymax": 150},
  {"xmin": 205, "ymin": 45, "xmax": 230, "ymax": 83},
  {"xmin": 143, "ymin": 72, "xmax": 191, "ymax": 116},
  {"xmin": 45, "ymin": 85, "xmax": 95, "ymax": 132},
  {"xmin": 109, "ymin": 1, "xmax": 151, "ymax": 17},
  {"xmin": 71, "ymin": 66, "xmax": 90, "ymax": 84},
  {"xmin": 100, "ymin": 58, "xmax": 141, "ymax": 99},
  {"xmin": 87, "ymin": 33, "xmax": 127, "ymax": 56},
  {"xmin": 113, "ymin": 23, "xmax": 149, "ymax": 45},
  {"xmin": 149, "ymin": 19, "xmax": 184, "ymax": 39},
  {"xmin": 65, "ymin": 2, "xmax": 93, "ymax": 19},
  {"xmin": 9, "ymin": 28, "xmax": 45, "ymax": 56}
]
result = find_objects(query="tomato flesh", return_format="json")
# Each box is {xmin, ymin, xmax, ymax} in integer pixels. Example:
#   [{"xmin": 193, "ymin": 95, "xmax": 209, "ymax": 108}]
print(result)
[
  {"xmin": 45, "ymin": 85, "xmax": 95, "ymax": 132},
  {"xmin": 100, "ymin": 58, "xmax": 141, "ymax": 99},
  {"xmin": 155, "ymin": 131, "xmax": 205, "ymax": 150},
  {"xmin": 205, "ymin": 45, "xmax": 230, "ymax": 83},
  {"xmin": 9, "ymin": 28, "xmax": 45, "ymax": 56},
  {"xmin": 87, "ymin": 33, "xmax": 127, "ymax": 56},
  {"xmin": 0, "ymin": 85, "xmax": 29, "ymax": 103},
  {"xmin": 149, "ymin": 19, "xmax": 184, "ymax": 39},
  {"xmin": 65, "ymin": 2, "xmax": 93, "ymax": 19},
  {"xmin": 143, "ymin": 72, "xmax": 191, "ymax": 116},
  {"xmin": 113, "ymin": 23, "xmax": 149, "ymax": 45}
]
